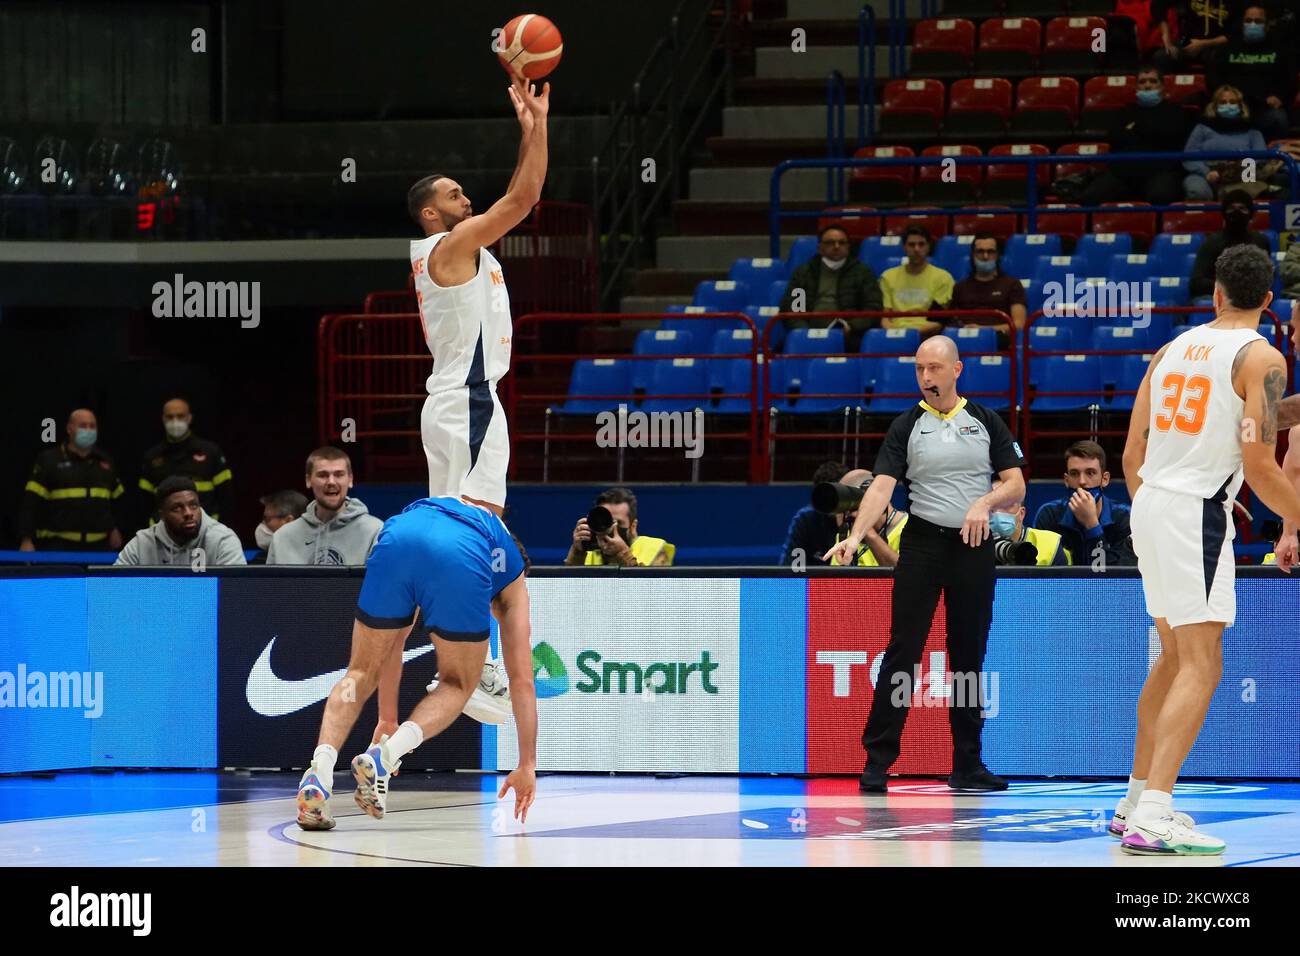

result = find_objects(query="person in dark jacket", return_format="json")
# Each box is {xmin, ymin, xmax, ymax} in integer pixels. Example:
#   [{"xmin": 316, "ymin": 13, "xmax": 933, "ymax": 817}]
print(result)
[
  {"xmin": 1032, "ymin": 440, "xmax": 1137, "ymax": 567},
  {"xmin": 780, "ymin": 224, "xmax": 884, "ymax": 351},
  {"xmin": 1151, "ymin": 0, "xmax": 1242, "ymax": 71},
  {"xmin": 1080, "ymin": 65, "xmax": 1189, "ymax": 205},
  {"xmin": 779, "ymin": 460, "xmax": 848, "ymax": 566},
  {"xmin": 1208, "ymin": 5, "xmax": 1297, "ymax": 140},
  {"xmin": 139, "ymin": 397, "xmax": 233, "ymax": 525},
  {"xmin": 1188, "ymin": 190, "xmax": 1272, "ymax": 297}
]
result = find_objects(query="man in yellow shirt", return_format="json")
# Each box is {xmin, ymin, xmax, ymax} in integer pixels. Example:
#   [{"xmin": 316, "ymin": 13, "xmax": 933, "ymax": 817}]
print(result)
[
  {"xmin": 826, "ymin": 469, "xmax": 909, "ymax": 567},
  {"xmin": 879, "ymin": 226, "xmax": 954, "ymax": 338},
  {"xmin": 564, "ymin": 486, "xmax": 675, "ymax": 567}
]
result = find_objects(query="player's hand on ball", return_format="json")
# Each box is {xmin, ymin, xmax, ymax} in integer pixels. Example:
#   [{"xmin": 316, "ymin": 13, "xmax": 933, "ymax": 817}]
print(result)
[
  {"xmin": 498, "ymin": 767, "xmax": 536, "ymax": 823},
  {"xmin": 822, "ymin": 536, "xmax": 860, "ymax": 565},
  {"xmin": 520, "ymin": 79, "xmax": 550, "ymax": 119},
  {"xmin": 507, "ymin": 74, "xmax": 534, "ymax": 133},
  {"xmin": 961, "ymin": 502, "xmax": 990, "ymax": 547}
]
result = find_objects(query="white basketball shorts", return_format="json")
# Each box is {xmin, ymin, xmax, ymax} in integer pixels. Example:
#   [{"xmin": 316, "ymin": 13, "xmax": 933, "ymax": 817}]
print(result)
[{"xmin": 420, "ymin": 384, "xmax": 509, "ymax": 508}]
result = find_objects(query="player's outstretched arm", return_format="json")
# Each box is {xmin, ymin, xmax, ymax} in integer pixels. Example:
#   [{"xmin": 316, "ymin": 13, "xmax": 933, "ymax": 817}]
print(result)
[
  {"xmin": 1238, "ymin": 343, "xmax": 1300, "ymax": 527},
  {"xmin": 493, "ymin": 574, "xmax": 537, "ymax": 822},
  {"xmin": 823, "ymin": 475, "xmax": 896, "ymax": 565},
  {"xmin": 1121, "ymin": 344, "xmax": 1167, "ymax": 500},
  {"xmin": 435, "ymin": 76, "xmax": 549, "ymax": 266}
]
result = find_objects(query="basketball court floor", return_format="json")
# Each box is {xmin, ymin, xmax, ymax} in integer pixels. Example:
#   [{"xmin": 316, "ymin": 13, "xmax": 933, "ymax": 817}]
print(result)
[{"xmin": 1, "ymin": 771, "xmax": 1296, "ymax": 867}]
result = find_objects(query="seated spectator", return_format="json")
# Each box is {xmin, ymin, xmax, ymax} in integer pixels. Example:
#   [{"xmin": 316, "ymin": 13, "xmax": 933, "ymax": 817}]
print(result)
[
  {"xmin": 1282, "ymin": 238, "xmax": 1300, "ymax": 299},
  {"xmin": 1032, "ymin": 440, "xmax": 1137, "ymax": 567},
  {"xmin": 1207, "ymin": 5, "xmax": 1296, "ymax": 141},
  {"xmin": 778, "ymin": 459, "xmax": 847, "ymax": 566},
  {"xmin": 1079, "ymin": 65, "xmax": 1188, "ymax": 206},
  {"xmin": 949, "ymin": 233, "xmax": 1028, "ymax": 336},
  {"xmin": 1188, "ymin": 190, "xmax": 1272, "ymax": 297},
  {"xmin": 989, "ymin": 478, "xmax": 1070, "ymax": 566},
  {"xmin": 139, "ymin": 397, "xmax": 234, "ymax": 527},
  {"xmin": 115, "ymin": 476, "xmax": 246, "ymax": 566},
  {"xmin": 1183, "ymin": 87, "xmax": 1268, "ymax": 200},
  {"xmin": 267, "ymin": 446, "xmax": 382, "ymax": 566},
  {"xmin": 17, "ymin": 408, "xmax": 125, "ymax": 552},
  {"xmin": 564, "ymin": 486, "xmax": 674, "ymax": 566},
  {"xmin": 878, "ymin": 226, "xmax": 954, "ymax": 337},
  {"xmin": 825, "ymin": 469, "xmax": 909, "ymax": 568},
  {"xmin": 780, "ymin": 224, "xmax": 884, "ymax": 351},
  {"xmin": 1152, "ymin": 0, "xmax": 1241, "ymax": 71},
  {"xmin": 249, "ymin": 489, "xmax": 309, "ymax": 565},
  {"xmin": 1113, "ymin": 0, "xmax": 1173, "ymax": 57}
]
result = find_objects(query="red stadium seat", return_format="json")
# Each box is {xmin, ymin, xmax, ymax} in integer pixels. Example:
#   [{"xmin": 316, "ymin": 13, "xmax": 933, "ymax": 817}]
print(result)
[
  {"xmin": 986, "ymin": 142, "xmax": 1051, "ymax": 185},
  {"xmin": 1163, "ymin": 73, "xmax": 1208, "ymax": 105},
  {"xmin": 884, "ymin": 209, "xmax": 951, "ymax": 239},
  {"xmin": 910, "ymin": 18, "xmax": 977, "ymax": 79},
  {"xmin": 1034, "ymin": 203, "xmax": 1087, "ymax": 240},
  {"xmin": 916, "ymin": 144, "xmax": 983, "ymax": 204},
  {"xmin": 952, "ymin": 207, "xmax": 1018, "ymax": 240},
  {"xmin": 1092, "ymin": 202, "xmax": 1157, "ymax": 245},
  {"xmin": 944, "ymin": 77, "xmax": 1013, "ymax": 142},
  {"xmin": 1078, "ymin": 74, "xmax": 1136, "ymax": 137},
  {"xmin": 1054, "ymin": 142, "xmax": 1110, "ymax": 180},
  {"xmin": 1009, "ymin": 76, "xmax": 1080, "ymax": 139},
  {"xmin": 848, "ymin": 145, "xmax": 916, "ymax": 203},
  {"xmin": 818, "ymin": 206, "xmax": 880, "ymax": 240},
  {"xmin": 976, "ymin": 18, "xmax": 1042, "ymax": 78},
  {"xmin": 1041, "ymin": 17, "xmax": 1108, "ymax": 77},
  {"xmin": 1161, "ymin": 202, "xmax": 1222, "ymax": 234},
  {"xmin": 880, "ymin": 78, "xmax": 946, "ymax": 143},
  {"xmin": 1251, "ymin": 209, "xmax": 1271, "ymax": 232}
]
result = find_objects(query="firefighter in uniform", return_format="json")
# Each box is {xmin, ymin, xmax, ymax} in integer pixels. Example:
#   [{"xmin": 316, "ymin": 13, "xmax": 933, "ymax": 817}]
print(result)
[
  {"xmin": 18, "ymin": 408, "xmax": 125, "ymax": 552},
  {"xmin": 138, "ymin": 398, "xmax": 233, "ymax": 524}
]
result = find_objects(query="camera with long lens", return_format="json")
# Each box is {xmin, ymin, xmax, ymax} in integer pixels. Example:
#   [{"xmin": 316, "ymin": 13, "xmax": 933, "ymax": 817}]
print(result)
[
  {"xmin": 580, "ymin": 505, "xmax": 616, "ymax": 552},
  {"xmin": 993, "ymin": 537, "xmax": 1038, "ymax": 566},
  {"xmin": 812, "ymin": 477, "xmax": 872, "ymax": 515}
]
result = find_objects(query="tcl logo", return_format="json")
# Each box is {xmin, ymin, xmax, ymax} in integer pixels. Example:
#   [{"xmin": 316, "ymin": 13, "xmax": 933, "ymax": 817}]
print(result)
[{"xmin": 815, "ymin": 649, "xmax": 952, "ymax": 699}]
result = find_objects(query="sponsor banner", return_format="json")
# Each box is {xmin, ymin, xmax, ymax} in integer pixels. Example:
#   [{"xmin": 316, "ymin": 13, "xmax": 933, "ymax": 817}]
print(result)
[
  {"xmin": 216, "ymin": 577, "xmax": 479, "ymax": 770},
  {"xmin": 495, "ymin": 579, "xmax": 741, "ymax": 772}
]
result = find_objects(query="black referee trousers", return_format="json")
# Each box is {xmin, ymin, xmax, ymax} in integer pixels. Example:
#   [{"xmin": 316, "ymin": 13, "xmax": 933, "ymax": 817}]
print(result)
[{"xmin": 862, "ymin": 514, "xmax": 996, "ymax": 774}]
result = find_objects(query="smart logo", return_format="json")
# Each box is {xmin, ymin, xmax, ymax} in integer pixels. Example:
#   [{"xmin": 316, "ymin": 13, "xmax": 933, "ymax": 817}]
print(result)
[{"xmin": 531, "ymin": 642, "xmax": 720, "ymax": 698}]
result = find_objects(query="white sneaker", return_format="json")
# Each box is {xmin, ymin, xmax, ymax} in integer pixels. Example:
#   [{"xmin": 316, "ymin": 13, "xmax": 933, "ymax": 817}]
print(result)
[
  {"xmin": 1109, "ymin": 797, "xmax": 1194, "ymax": 837},
  {"xmin": 350, "ymin": 737, "xmax": 400, "ymax": 820},
  {"xmin": 426, "ymin": 660, "xmax": 512, "ymax": 725},
  {"xmin": 296, "ymin": 766, "xmax": 335, "ymax": 831},
  {"xmin": 1121, "ymin": 812, "xmax": 1226, "ymax": 856}
]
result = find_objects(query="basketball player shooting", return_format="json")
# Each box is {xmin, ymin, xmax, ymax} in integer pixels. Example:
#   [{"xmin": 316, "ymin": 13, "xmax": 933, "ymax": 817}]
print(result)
[
  {"xmin": 1115, "ymin": 246, "xmax": 1300, "ymax": 856},
  {"xmin": 378, "ymin": 73, "xmax": 549, "ymax": 734}
]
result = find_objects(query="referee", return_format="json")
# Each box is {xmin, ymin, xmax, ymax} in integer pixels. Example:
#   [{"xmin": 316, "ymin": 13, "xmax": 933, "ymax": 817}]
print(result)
[{"xmin": 826, "ymin": 334, "xmax": 1026, "ymax": 793}]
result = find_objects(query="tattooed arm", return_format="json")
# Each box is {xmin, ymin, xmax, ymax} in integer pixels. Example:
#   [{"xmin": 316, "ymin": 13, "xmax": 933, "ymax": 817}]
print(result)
[{"xmin": 1237, "ymin": 344, "xmax": 1300, "ymax": 527}]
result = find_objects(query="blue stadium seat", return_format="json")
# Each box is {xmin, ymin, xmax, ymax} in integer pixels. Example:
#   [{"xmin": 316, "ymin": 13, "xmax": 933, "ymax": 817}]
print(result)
[
  {"xmin": 1033, "ymin": 254, "xmax": 1082, "ymax": 286},
  {"xmin": 1004, "ymin": 233, "xmax": 1061, "ymax": 276},
  {"xmin": 744, "ymin": 305, "xmax": 785, "ymax": 350},
  {"xmin": 867, "ymin": 356, "xmax": 921, "ymax": 413},
  {"xmin": 641, "ymin": 358, "xmax": 709, "ymax": 413},
  {"xmin": 709, "ymin": 358, "xmax": 756, "ymax": 413},
  {"xmin": 1028, "ymin": 323, "xmax": 1078, "ymax": 351},
  {"xmin": 785, "ymin": 236, "xmax": 819, "ymax": 275},
  {"xmin": 960, "ymin": 355, "xmax": 1013, "ymax": 411},
  {"xmin": 1093, "ymin": 324, "xmax": 1152, "ymax": 352},
  {"xmin": 1149, "ymin": 232, "xmax": 1204, "ymax": 272},
  {"xmin": 1074, "ymin": 233, "xmax": 1133, "ymax": 274},
  {"xmin": 944, "ymin": 325, "xmax": 998, "ymax": 355},
  {"xmin": 785, "ymin": 327, "xmax": 846, "ymax": 355},
  {"xmin": 1030, "ymin": 354, "xmax": 1102, "ymax": 410},
  {"xmin": 794, "ymin": 357, "xmax": 868, "ymax": 413},
  {"xmin": 554, "ymin": 359, "xmax": 631, "ymax": 415},
  {"xmin": 1020, "ymin": 278, "xmax": 1046, "ymax": 316},
  {"xmin": 860, "ymin": 235, "xmax": 908, "ymax": 275},
  {"xmin": 1272, "ymin": 253, "xmax": 1286, "ymax": 299},
  {"xmin": 1273, "ymin": 298, "xmax": 1296, "ymax": 328},
  {"xmin": 765, "ymin": 278, "xmax": 788, "ymax": 308},
  {"xmin": 1106, "ymin": 253, "xmax": 1155, "ymax": 285},
  {"xmin": 1260, "ymin": 230, "xmax": 1277, "ymax": 251},
  {"xmin": 1168, "ymin": 323, "xmax": 1195, "ymax": 341},
  {"xmin": 663, "ymin": 308, "xmax": 717, "ymax": 346},
  {"xmin": 662, "ymin": 305, "xmax": 688, "ymax": 313},
  {"xmin": 633, "ymin": 329, "xmax": 696, "ymax": 389},
  {"xmin": 933, "ymin": 234, "xmax": 974, "ymax": 280},
  {"xmin": 862, "ymin": 327, "xmax": 921, "ymax": 356},
  {"xmin": 729, "ymin": 257, "xmax": 786, "ymax": 293},
  {"xmin": 1148, "ymin": 275, "xmax": 1189, "ymax": 306},
  {"xmin": 693, "ymin": 279, "xmax": 750, "ymax": 312},
  {"xmin": 766, "ymin": 359, "xmax": 804, "ymax": 412},
  {"xmin": 711, "ymin": 328, "xmax": 756, "ymax": 356},
  {"xmin": 1104, "ymin": 353, "xmax": 1154, "ymax": 412}
]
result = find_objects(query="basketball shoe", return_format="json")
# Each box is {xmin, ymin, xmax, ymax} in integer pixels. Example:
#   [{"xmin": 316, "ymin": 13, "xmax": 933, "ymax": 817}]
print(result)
[
  {"xmin": 296, "ymin": 765, "xmax": 335, "ymax": 831},
  {"xmin": 427, "ymin": 660, "xmax": 512, "ymax": 724},
  {"xmin": 1121, "ymin": 813, "xmax": 1226, "ymax": 856},
  {"xmin": 351, "ymin": 737, "xmax": 400, "ymax": 819},
  {"xmin": 1109, "ymin": 797, "xmax": 1194, "ymax": 837}
]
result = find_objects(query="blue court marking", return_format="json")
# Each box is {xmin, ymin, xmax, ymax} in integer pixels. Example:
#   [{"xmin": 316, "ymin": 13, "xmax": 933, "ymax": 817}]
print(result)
[
  {"xmin": 522, "ymin": 806, "xmax": 1280, "ymax": 843},
  {"xmin": 1225, "ymin": 851, "xmax": 1300, "ymax": 867},
  {"xmin": 0, "ymin": 772, "xmax": 246, "ymax": 824}
]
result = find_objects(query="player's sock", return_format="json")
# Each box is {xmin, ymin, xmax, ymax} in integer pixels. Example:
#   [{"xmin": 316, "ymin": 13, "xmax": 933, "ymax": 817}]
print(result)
[
  {"xmin": 1132, "ymin": 789, "xmax": 1173, "ymax": 824},
  {"xmin": 312, "ymin": 744, "xmax": 339, "ymax": 791},
  {"xmin": 386, "ymin": 721, "xmax": 424, "ymax": 761},
  {"xmin": 1125, "ymin": 776, "xmax": 1146, "ymax": 805}
]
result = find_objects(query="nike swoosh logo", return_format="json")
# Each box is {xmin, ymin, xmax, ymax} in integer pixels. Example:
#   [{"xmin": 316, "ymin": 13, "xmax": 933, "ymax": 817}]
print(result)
[{"xmin": 246, "ymin": 636, "xmax": 437, "ymax": 717}]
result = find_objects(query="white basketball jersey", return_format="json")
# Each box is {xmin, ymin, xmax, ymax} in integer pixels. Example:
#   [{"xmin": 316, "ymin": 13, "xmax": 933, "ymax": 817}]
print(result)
[
  {"xmin": 410, "ymin": 232, "xmax": 513, "ymax": 396},
  {"xmin": 1139, "ymin": 325, "xmax": 1264, "ymax": 499}
]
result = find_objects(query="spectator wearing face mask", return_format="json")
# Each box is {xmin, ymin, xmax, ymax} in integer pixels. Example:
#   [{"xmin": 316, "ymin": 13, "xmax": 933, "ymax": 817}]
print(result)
[
  {"xmin": 1182, "ymin": 86, "xmax": 1268, "ymax": 200},
  {"xmin": 139, "ymin": 397, "xmax": 233, "ymax": 525},
  {"xmin": 781, "ymin": 224, "xmax": 885, "ymax": 351},
  {"xmin": 989, "ymin": 477, "xmax": 1070, "ymax": 566},
  {"xmin": 249, "ymin": 489, "xmax": 309, "ymax": 564},
  {"xmin": 1032, "ymin": 440, "xmax": 1136, "ymax": 567},
  {"xmin": 1207, "ymin": 5, "xmax": 1296, "ymax": 141},
  {"xmin": 1079, "ymin": 65, "xmax": 1189, "ymax": 206},
  {"xmin": 1188, "ymin": 190, "xmax": 1272, "ymax": 297},
  {"xmin": 17, "ymin": 408, "xmax": 126, "ymax": 552},
  {"xmin": 778, "ymin": 459, "xmax": 848, "ymax": 567},
  {"xmin": 948, "ymin": 234, "xmax": 1028, "ymax": 336}
]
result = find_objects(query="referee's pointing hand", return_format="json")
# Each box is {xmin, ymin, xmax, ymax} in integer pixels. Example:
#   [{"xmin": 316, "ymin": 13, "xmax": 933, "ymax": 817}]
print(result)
[
  {"xmin": 960, "ymin": 500, "xmax": 991, "ymax": 547},
  {"xmin": 823, "ymin": 535, "xmax": 861, "ymax": 565}
]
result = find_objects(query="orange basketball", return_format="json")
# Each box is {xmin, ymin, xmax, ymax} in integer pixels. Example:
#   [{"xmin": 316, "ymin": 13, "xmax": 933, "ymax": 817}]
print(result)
[{"xmin": 497, "ymin": 13, "xmax": 563, "ymax": 80}]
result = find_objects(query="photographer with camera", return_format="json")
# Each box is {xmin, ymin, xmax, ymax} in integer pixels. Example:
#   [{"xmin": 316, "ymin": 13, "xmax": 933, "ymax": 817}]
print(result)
[
  {"xmin": 563, "ymin": 486, "xmax": 675, "ymax": 567},
  {"xmin": 815, "ymin": 469, "xmax": 910, "ymax": 568},
  {"xmin": 825, "ymin": 335, "xmax": 1025, "ymax": 794},
  {"xmin": 989, "ymin": 478, "xmax": 1069, "ymax": 567},
  {"xmin": 778, "ymin": 460, "xmax": 847, "ymax": 566}
]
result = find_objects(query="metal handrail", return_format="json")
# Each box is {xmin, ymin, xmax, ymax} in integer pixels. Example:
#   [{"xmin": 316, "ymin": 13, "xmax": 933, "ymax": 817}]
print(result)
[
  {"xmin": 857, "ymin": 4, "xmax": 879, "ymax": 146},
  {"xmin": 826, "ymin": 71, "xmax": 847, "ymax": 203}
]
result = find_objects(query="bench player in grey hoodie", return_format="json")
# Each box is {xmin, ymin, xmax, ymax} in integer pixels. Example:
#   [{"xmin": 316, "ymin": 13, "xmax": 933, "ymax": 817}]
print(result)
[
  {"xmin": 115, "ymin": 475, "xmax": 246, "ymax": 566},
  {"xmin": 266, "ymin": 447, "xmax": 382, "ymax": 566}
]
